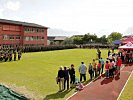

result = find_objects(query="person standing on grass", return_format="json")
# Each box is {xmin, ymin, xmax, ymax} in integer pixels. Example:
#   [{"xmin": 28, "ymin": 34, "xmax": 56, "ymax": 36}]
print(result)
[
  {"xmin": 116, "ymin": 57, "xmax": 122, "ymax": 76},
  {"xmin": 63, "ymin": 66, "xmax": 69, "ymax": 90},
  {"xmin": 18, "ymin": 50, "xmax": 22, "ymax": 60},
  {"xmin": 79, "ymin": 62, "xmax": 87, "ymax": 82},
  {"xmin": 69, "ymin": 64, "xmax": 75, "ymax": 88},
  {"xmin": 92, "ymin": 59, "xmax": 97, "ymax": 78},
  {"xmin": 57, "ymin": 66, "xmax": 65, "ymax": 92},
  {"xmin": 105, "ymin": 61, "xmax": 109, "ymax": 78},
  {"xmin": 88, "ymin": 63, "xmax": 93, "ymax": 80},
  {"xmin": 100, "ymin": 58, "xmax": 104, "ymax": 74},
  {"xmin": 14, "ymin": 50, "xmax": 17, "ymax": 61},
  {"xmin": 97, "ymin": 60, "xmax": 101, "ymax": 76},
  {"xmin": 97, "ymin": 48, "xmax": 101, "ymax": 59},
  {"xmin": 108, "ymin": 50, "xmax": 111, "ymax": 57}
]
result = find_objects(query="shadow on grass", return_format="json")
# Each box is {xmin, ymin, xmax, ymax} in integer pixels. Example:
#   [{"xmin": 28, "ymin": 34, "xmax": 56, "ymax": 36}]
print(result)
[
  {"xmin": 0, "ymin": 60, "xmax": 18, "ymax": 63},
  {"xmin": 43, "ymin": 89, "xmax": 73, "ymax": 100}
]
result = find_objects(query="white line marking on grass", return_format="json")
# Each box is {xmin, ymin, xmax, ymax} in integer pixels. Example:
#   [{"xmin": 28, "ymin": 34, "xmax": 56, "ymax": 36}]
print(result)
[{"xmin": 117, "ymin": 65, "xmax": 133, "ymax": 100}]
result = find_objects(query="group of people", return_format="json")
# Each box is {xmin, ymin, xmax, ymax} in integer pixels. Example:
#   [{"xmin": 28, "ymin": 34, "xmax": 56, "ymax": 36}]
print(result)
[
  {"xmin": 118, "ymin": 50, "xmax": 133, "ymax": 64},
  {"xmin": 57, "ymin": 64, "xmax": 76, "ymax": 92},
  {"xmin": 0, "ymin": 49, "xmax": 22, "ymax": 62},
  {"xmin": 56, "ymin": 49, "xmax": 128, "ymax": 92}
]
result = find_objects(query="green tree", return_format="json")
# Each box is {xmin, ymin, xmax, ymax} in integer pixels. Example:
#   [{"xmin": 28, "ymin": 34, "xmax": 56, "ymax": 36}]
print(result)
[
  {"xmin": 82, "ymin": 33, "xmax": 97, "ymax": 43},
  {"xmin": 61, "ymin": 38, "xmax": 73, "ymax": 45},
  {"xmin": 108, "ymin": 32, "xmax": 122, "ymax": 44},
  {"xmin": 73, "ymin": 36, "xmax": 83, "ymax": 44}
]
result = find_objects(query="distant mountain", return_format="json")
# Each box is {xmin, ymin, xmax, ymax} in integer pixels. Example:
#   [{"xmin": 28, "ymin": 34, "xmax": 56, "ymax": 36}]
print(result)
[{"xmin": 48, "ymin": 28, "xmax": 83, "ymax": 36}]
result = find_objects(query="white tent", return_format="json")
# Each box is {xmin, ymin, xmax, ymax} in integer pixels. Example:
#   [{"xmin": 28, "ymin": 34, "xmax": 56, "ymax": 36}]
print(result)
[{"xmin": 119, "ymin": 42, "xmax": 133, "ymax": 50}]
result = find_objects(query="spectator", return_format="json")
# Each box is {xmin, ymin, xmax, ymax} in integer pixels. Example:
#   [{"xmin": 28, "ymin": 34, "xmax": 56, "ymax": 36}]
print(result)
[
  {"xmin": 88, "ymin": 63, "xmax": 94, "ymax": 80},
  {"xmin": 97, "ymin": 60, "xmax": 101, "ymax": 76},
  {"xmin": 109, "ymin": 60, "xmax": 114, "ymax": 78},
  {"xmin": 100, "ymin": 58, "xmax": 104, "ymax": 74},
  {"xmin": 79, "ymin": 62, "xmax": 87, "ymax": 82},
  {"xmin": 57, "ymin": 66, "xmax": 65, "ymax": 92},
  {"xmin": 116, "ymin": 57, "xmax": 122, "ymax": 76},
  {"xmin": 69, "ymin": 64, "xmax": 75, "ymax": 88},
  {"xmin": 92, "ymin": 59, "xmax": 97, "ymax": 78},
  {"xmin": 108, "ymin": 50, "xmax": 111, "ymax": 57},
  {"xmin": 105, "ymin": 61, "xmax": 109, "ymax": 78},
  {"xmin": 97, "ymin": 48, "xmax": 101, "ymax": 59},
  {"xmin": 64, "ymin": 67, "xmax": 69, "ymax": 90},
  {"xmin": 108, "ymin": 54, "xmax": 113, "ymax": 61}
]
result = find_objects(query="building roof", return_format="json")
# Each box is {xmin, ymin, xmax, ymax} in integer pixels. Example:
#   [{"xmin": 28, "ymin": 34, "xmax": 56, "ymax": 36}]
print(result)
[
  {"xmin": 120, "ymin": 37, "xmax": 133, "ymax": 44},
  {"xmin": 112, "ymin": 40, "xmax": 122, "ymax": 45},
  {"xmin": 54, "ymin": 36, "xmax": 67, "ymax": 41},
  {"xmin": 48, "ymin": 36, "xmax": 67, "ymax": 41},
  {"xmin": 0, "ymin": 19, "xmax": 48, "ymax": 28}
]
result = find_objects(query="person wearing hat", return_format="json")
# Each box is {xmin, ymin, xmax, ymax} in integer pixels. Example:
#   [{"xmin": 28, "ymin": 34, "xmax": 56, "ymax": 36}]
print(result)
[{"xmin": 57, "ymin": 66, "xmax": 65, "ymax": 92}]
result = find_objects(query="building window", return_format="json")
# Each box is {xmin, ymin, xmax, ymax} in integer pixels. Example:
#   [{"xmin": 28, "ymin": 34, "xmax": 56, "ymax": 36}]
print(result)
[
  {"xmin": 3, "ymin": 35, "xmax": 8, "ymax": 40},
  {"xmin": 24, "ymin": 28, "xmax": 27, "ymax": 32},
  {"xmin": 25, "ymin": 36, "xmax": 30, "ymax": 41},
  {"xmin": 37, "ymin": 36, "xmax": 39, "ymax": 40},
  {"xmin": 36, "ymin": 28, "xmax": 39, "ymax": 33},
  {"xmin": 32, "ymin": 28, "xmax": 34, "ymax": 32},
  {"xmin": 10, "ymin": 35, "xmax": 14, "ymax": 40},
  {"xmin": 16, "ymin": 36, "xmax": 20, "ymax": 40},
  {"xmin": 30, "ymin": 36, "xmax": 34, "ymax": 41},
  {"xmin": 41, "ymin": 37, "xmax": 44, "ymax": 40},
  {"xmin": 27, "ymin": 28, "xmax": 30, "ymax": 32},
  {"xmin": 42, "ymin": 29, "xmax": 44, "ymax": 33}
]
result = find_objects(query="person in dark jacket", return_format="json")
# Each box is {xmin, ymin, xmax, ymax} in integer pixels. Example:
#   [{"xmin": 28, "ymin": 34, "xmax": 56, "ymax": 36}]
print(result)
[
  {"xmin": 64, "ymin": 66, "xmax": 69, "ymax": 90},
  {"xmin": 69, "ymin": 64, "xmax": 75, "ymax": 88},
  {"xmin": 57, "ymin": 66, "xmax": 65, "ymax": 92},
  {"xmin": 88, "ymin": 63, "xmax": 93, "ymax": 80}
]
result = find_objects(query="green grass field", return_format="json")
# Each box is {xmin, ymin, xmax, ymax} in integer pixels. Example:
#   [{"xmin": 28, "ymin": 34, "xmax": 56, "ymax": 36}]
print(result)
[
  {"xmin": 119, "ymin": 74, "xmax": 133, "ymax": 100},
  {"xmin": 0, "ymin": 49, "xmax": 132, "ymax": 100}
]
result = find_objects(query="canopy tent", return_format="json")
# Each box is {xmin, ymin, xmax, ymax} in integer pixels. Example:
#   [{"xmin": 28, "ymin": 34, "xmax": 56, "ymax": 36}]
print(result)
[
  {"xmin": 120, "ymin": 37, "xmax": 133, "ymax": 44},
  {"xmin": 112, "ymin": 40, "xmax": 122, "ymax": 45},
  {"xmin": 119, "ymin": 42, "xmax": 133, "ymax": 50}
]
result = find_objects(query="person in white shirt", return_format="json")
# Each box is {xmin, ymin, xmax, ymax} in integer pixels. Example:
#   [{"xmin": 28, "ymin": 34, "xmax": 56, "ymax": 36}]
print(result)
[{"xmin": 79, "ymin": 62, "xmax": 87, "ymax": 82}]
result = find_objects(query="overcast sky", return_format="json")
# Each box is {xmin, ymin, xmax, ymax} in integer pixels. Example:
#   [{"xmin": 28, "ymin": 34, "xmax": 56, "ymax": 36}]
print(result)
[{"xmin": 0, "ymin": 0, "xmax": 133, "ymax": 36}]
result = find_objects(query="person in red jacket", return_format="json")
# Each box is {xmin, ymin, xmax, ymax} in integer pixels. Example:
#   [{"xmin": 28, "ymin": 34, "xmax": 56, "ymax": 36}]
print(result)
[
  {"xmin": 116, "ymin": 57, "xmax": 122, "ymax": 76},
  {"xmin": 105, "ymin": 61, "xmax": 110, "ymax": 78}
]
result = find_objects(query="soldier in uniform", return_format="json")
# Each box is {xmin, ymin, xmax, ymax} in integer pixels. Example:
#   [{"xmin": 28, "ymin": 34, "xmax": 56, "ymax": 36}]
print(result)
[
  {"xmin": 14, "ymin": 50, "xmax": 17, "ymax": 61},
  {"xmin": 5, "ymin": 51, "xmax": 8, "ymax": 62},
  {"xmin": 9, "ymin": 50, "xmax": 12, "ymax": 61},
  {"xmin": 18, "ymin": 50, "xmax": 22, "ymax": 60}
]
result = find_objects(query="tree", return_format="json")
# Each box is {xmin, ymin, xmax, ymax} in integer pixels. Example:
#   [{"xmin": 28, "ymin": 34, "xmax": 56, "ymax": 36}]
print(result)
[
  {"xmin": 82, "ymin": 33, "xmax": 98, "ymax": 44},
  {"xmin": 61, "ymin": 38, "xmax": 73, "ymax": 45},
  {"xmin": 73, "ymin": 36, "xmax": 83, "ymax": 44},
  {"xmin": 97, "ymin": 35, "xmax": 108, "ymax": 44},
  {"xmin": 108, "ymin": 32, "xmax": 122, "ymax": 44}
]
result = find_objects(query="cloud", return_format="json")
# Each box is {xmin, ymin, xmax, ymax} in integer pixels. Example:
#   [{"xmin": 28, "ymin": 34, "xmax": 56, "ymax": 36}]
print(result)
[
  {"xmin": 5, "ymin": 0, "xmax": 20, "ymax": 11},
  {"xmin": 0, "ymin": 9, "xmax": 4, "ymax": 17}
]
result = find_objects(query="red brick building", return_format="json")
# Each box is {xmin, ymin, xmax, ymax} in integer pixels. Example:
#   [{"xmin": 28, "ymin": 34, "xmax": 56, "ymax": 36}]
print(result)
[{"xmin": 0, "ymin": 19, "xmax": 48, "ymax": 49}]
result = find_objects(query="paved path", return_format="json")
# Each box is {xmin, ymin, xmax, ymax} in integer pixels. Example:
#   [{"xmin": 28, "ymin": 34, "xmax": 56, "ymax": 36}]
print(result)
[{"xmin": 68, "ymin": 64, "xmax": 133, "ymax": 100}]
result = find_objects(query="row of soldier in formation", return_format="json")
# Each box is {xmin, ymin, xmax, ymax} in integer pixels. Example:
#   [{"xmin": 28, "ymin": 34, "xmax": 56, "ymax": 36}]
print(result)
[{"xmin": 0, "ymin": 49, "xmax": 22, "ymax": 62}]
